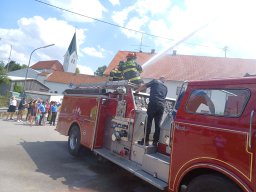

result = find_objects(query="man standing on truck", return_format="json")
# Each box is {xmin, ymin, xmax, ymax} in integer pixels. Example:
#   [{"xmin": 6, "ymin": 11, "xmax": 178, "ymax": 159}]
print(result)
[
  {"xmin": 109, "ymin": 64, "xmax": 123, "ymax": 81},
  {"xmin": 119, "ymin": 52, "xmax": 143, "ymax": 85},
  {"xmin": 136, "ymin": 77, "xmax": 168, "ymax": 146}
]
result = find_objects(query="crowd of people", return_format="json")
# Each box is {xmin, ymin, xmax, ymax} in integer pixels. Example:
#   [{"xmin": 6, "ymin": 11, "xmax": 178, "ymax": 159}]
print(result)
[{"xmin": 6, "ymin": 96, "xmax": 61, "ymax": 126}]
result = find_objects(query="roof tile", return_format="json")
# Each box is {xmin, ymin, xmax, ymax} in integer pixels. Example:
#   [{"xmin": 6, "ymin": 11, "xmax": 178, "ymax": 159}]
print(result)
[
  {"xmin": 31, "ymin": 60, "xmax": 64, "ymax": 72},
  {"xmin": 46, "ymin": 71, "xmax": 107, "ymax": 85},
  {"xmin": 105, "ymin": 51, "xmax": 256, "ymax": 81}
]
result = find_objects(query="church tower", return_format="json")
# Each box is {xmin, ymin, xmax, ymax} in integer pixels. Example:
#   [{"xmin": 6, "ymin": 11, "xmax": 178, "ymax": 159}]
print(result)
[{"xmin": 63, "ymin": 32, "xmax": 78, "ymax": 73}]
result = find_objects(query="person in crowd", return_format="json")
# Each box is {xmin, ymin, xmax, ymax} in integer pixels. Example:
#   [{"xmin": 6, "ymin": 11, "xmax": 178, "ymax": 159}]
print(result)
[
  {"xmin": 119, "ymin": 52, "xmax": 143, "ymax": 85},
  {"xmin": 17, "ymin": 97, "xmax": 26, "ymax": 122},
  {"xmin": 136, "ymin": 77, "xmax": 168, "ymax": 146},
  {"xmin": 47, "ymin": 101, "xmax": 54, "ymax": 122},
  {"xmin": 49, "ymin": 101, "xmax": 58, "ymax": 126},
  {"xmin": 26, "ymin": 99, "xmax": 33, "ymax": 121},
  {"xmin": 6, "ymin": 96, "xmax": 17, "ymax": 120},
  {"xmin": 45, "ymin": 99, "xmax": 51, "ymax": 121},
  {"xmin": 29, "ymin": 100, "xmax": 37, "ymax": 126},
  {"xmin": 38, "ymin": 101, "xmax": 46, "ymax": 126}
]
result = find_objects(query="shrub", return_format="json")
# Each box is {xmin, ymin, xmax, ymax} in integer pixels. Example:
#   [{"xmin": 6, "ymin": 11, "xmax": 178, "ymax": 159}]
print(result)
[{"xmin": 0, "ymin": 95, "xmax": 9, "ymax": 107}]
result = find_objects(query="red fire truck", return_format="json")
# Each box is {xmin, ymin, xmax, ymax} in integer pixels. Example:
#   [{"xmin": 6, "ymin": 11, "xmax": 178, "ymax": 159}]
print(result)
[{"xmin": 56, "ymin": 78, "xmax": 256, "ymax": 192}]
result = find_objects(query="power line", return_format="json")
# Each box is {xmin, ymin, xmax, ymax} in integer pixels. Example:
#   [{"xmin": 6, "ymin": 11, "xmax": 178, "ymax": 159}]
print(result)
[
  {"xmin": 35, "ymin": 0, "xmax": 224, "ymax": 51},
  {"xmin": 35, "ymin": 0, "xmax": 174, "ymax": 41}
]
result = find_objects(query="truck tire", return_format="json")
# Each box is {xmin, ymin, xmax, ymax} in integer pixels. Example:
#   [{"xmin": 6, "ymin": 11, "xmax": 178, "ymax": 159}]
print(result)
[
  {"xmin": 186, "ymin": 174, "xmax": 242, "ymax": 192},
  {"xmin": 68, "ymin": 125, "xmax": 81, "ymax": 157}
]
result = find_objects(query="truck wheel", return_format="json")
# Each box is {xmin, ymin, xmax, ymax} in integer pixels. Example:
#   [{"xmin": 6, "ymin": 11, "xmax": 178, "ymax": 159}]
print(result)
[
  {"xmin": 68, "ymin": 125, "xmax": 81, "ymax": 157},
  {"xmin": 186, "ymin": 174, "xmax": 242, "ymax": 192}
]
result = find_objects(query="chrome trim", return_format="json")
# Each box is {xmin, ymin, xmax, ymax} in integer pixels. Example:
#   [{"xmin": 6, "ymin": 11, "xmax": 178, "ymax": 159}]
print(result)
[
  {"xmin": 249, "ymin": 110, "xmax": 254, "ymax": 149},
  {"xmin": 173, "ymin": 81, "xmax": 188, "ymax": 112},
  {"xmin": 91, "ymin": 99, "xmax": 100, "ymax": 150},
  {"xmin": 63, "ymin": 93, "xmax": 108, "ymax": 98},
  {"xmin": 175, "ymin": 121, "xmax": 247, "ymax": 134},
  {"xmin": 128, "ymin": 109, "xmax": 135, "ymax": 141}
]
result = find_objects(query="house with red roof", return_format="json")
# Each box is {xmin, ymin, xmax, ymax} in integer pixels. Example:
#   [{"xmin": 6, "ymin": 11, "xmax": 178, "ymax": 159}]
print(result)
[
  {"xmin": 7, "ymin": 60, "xmax": 107, "ymax": 94},
  {"xmin": 105, "ymin": 50, "xmax": 256, "ymax": 98},
  {"xmin": 31, "ymin": 60, "xmax": 64, "ymax": 72}
]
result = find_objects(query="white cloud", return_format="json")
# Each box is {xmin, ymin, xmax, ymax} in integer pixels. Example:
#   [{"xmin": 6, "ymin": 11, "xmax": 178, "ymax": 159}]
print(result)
[
  {"xmin": 82, "ymin": 46, "xmax": 105, "ymax": 58},
  {"xmin": 135, "ymin": 0, "xmax": 172, "ymax": 16},
  {"xmin": 109, "ymin": 0, "xmax": 120, "ymax": 6},
  {"xmin": 47, "ymin": 0, "xmax": 107, "ymax": 23},
  {"xmin": 130, "ymin": 0, "xmax": 256, "ymax": 60},
  {"xmin": 122, "ymin": 17, "xmax": 149, "ymax": 40},
  {"xmin": 77, "ymin": 64, "xmax": 94, "ymax": 75},
  {"xmin": 112, "ymin": 0, "xmax": 171, "ymax": 40},
  {"xmin": 112, "ymin": 6, "xmax": 135, "ymax": 26},
  {"xmin": 0, "ymin": 16, "xmax": 86, "ymax": 65}
]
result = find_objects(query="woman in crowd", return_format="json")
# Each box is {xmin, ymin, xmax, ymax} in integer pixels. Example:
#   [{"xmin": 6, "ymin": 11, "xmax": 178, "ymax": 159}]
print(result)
[
  {"xmin": 6, "ymin": 96, "xmax": 17, "ymax": 120},
  {"xmin": 29, "ymin": 100, "xmax": 37, "ymax": 126}
]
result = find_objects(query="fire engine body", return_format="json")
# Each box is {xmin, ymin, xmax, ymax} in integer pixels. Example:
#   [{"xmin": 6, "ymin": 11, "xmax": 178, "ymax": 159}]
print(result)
[{"xmin": 56, "ymin": 78, "xmax": 256, "ymax": 192}]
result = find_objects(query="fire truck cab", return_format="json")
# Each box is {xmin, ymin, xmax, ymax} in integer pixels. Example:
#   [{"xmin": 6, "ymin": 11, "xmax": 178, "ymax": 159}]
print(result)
[{"xmin": 56, "ymin": 78, "xmax": 256, "ymax": 192}]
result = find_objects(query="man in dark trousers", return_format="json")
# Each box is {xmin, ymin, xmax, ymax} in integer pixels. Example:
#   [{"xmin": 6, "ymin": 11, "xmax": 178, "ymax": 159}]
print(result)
[{"xmin": 136, "ymin": 77, "xmax": 168, "ymax": 146}]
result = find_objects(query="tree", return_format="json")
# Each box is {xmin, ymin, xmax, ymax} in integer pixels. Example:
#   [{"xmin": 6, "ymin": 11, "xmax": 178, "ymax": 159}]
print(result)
[
  {"xmin": 0, "ymin": 62, "xmax": 10, "ymax": 85},
  {"xmin": 94, "ymin": 65, "xmax": 107, "ymax": 76},
  {"xmin": 5, "ymin": 60, "xmax": 26, "ymax": 72},
  {"xmin": 13, "ymin": 83, "xmax": 23, "ymax": 93},
  {"xmin": 75, "ymin": 67, "xmax": 80, "ymax": 74}
]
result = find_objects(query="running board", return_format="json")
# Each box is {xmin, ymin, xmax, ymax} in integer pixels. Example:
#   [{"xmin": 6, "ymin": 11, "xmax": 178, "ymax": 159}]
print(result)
[{"xmin": 93, "ymin": 148, "xmax": 168, "ymax": 190}]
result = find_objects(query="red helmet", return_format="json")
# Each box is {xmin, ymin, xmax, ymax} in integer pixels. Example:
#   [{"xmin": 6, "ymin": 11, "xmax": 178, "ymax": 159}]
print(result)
[{"xmin": 126, "ymin": 52, "xmax": 136, "ymax": 59}]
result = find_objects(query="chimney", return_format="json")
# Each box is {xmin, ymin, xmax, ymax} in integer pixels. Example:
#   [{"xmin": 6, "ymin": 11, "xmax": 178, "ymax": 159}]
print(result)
[
  {"xmin": 151, "ymin": 49, "xmax": 155, "ymax": 54},
  {"xmin": 172, "ymin": 50, "xmax": 177, "ymax": 56}
]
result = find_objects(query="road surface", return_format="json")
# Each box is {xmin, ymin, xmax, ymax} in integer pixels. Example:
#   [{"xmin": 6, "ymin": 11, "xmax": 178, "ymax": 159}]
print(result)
[{"xmin": 0, "ymin": 119, "xmax": 162, "ymax": 192}]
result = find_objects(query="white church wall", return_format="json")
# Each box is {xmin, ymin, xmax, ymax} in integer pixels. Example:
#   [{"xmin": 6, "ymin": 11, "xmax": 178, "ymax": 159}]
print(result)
[{"xmin": 44, "ymin": 81, "xmax": 72, "ymax": 94}]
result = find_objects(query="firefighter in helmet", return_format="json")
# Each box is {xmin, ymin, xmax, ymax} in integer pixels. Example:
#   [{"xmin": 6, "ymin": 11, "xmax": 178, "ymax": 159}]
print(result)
[
  {"xmin": 119, "ymin": 52, "xmax": 143, "ymax": 85},
  {"xmin": 109, "ymin": 64, "xmax": 123, "ymax": 81}
]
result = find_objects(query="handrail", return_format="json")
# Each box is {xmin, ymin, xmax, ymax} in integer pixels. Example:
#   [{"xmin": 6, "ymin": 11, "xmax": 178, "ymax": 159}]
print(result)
[{"xmin": 249, "ymin": 110, "xmax": 254, "ymax": 149}]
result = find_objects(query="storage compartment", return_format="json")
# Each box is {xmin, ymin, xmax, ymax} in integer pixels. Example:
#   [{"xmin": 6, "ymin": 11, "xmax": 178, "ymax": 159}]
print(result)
[
  {"xmin": 131, "ymin": 143, "xmax": 156, "ymax": 164},
  {"xmin": 131, "ymin": 144, "xmax": 145, "ymax": 164},
  {"xmin": 142, "ymin": 153, "xmax": 170, "ymax": 183}
]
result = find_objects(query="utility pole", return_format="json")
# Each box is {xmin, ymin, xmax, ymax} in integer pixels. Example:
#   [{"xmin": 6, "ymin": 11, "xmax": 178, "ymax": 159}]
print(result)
[
  {"xmin": 223, "ymin": 46, "xmax": 228, "ymax": 58},
  {"xmin": 139, "ymin": 34, "xmax": 143, "ymax": 52},
  {"xmin": 6, "ymin": 44, "xmax": 12, "ymax": 72}
]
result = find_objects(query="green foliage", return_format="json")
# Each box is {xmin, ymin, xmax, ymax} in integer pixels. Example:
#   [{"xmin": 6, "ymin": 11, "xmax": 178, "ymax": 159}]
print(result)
[
  {"xmin": 0, "ymin": 63, "xmax": 10, "ymax": 85},
  {"xmin": 94, "ymin": 65, "xmax": 107, "ymax": 76},
  {"xmin": 0, "ymin": 95, "xmax": 9, "ymax": 107},
  {"xmin": 0, "ymin": 61, "xmax": 5, "ymax": 66},
  {"xmin": 75, "ymin": 67, "xmax": 80, "ymax": 74},
  {"xmin": 13, "ymin": 83, "xmax": 23, "ymax": 93},
  {"xmin": 5, "ymin": 60, "xmax": 26, "ymax": 72},
  {"xmin": 20, "ymin": 64, "xmax": 27, "ymax": 69}
]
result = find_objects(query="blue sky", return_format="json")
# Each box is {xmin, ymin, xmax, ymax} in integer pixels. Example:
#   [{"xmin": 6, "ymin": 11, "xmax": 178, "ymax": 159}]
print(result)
[{"xmin": 1, "ymin": 0, "xmax": 256, "ymax": 75}]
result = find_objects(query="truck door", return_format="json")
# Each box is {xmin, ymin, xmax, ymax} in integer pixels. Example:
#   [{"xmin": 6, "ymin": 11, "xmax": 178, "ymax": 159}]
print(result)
[
  {"xmin": 170, "ymin": 85, "xmax": 254, "ymax": 191},
  {"xmin": 248, "ymin": 86, "xmax": 256, "ymax": 191}
]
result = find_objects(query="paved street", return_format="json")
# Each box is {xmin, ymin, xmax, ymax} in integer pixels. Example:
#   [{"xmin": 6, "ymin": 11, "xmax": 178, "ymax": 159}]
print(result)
[{"xmin": 0, "ymin": 118, "xmax": 162, "ymax": 192}]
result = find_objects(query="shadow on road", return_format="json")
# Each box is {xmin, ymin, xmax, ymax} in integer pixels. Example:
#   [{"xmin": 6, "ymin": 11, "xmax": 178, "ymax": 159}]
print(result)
[{"xmin": 20, "ymin": 141, "xmax": 162, "ymax": 192}]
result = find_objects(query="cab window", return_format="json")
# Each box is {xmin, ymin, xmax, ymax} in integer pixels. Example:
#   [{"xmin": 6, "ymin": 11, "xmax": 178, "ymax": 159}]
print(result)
[{"xmin": 186, "ymin": 89, "xmax": 249, "ymax": 117}]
